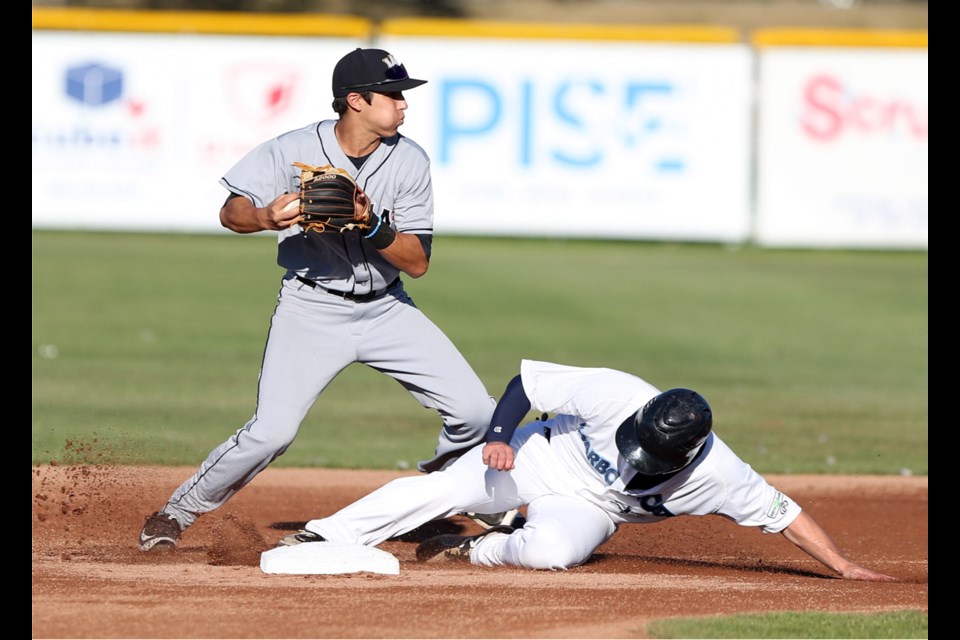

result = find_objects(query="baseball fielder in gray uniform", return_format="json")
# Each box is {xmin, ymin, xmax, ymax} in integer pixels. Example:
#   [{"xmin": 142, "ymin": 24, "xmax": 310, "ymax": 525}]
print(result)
[{"xmin": 139, "ymin": 48, "xmax": 495, "ymax": 551}]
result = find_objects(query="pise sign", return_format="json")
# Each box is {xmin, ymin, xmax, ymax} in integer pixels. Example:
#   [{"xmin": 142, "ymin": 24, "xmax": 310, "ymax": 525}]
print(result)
[{"xmin": 434, "ymin": 78, "xmax": 686, "ymax": 172}]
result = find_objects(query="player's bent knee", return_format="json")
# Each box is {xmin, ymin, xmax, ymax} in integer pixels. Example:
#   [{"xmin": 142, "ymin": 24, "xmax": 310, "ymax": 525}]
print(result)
[
  {"xmin": 518, "ymin": 546, "xmax": 583, "ymax": 570},
  {"xmin": 516, "ymin": 526, "xmax": 590, "ymax": 570}
]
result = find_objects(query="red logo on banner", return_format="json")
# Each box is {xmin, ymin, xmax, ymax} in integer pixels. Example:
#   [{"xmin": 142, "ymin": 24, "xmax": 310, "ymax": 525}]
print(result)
[
  {"xmin": 801, "ymin": 74, "xmax": 927, "ymax": 142},
  {"xmin": 225, "ymin": 62, "xmax": 300, "ymax": 125}
]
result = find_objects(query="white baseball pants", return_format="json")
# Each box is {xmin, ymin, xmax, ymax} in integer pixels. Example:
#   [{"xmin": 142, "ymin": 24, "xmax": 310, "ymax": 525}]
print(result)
[{"xmin": 307, "ymin": 423, "xmax": 618, "ymax": 569}]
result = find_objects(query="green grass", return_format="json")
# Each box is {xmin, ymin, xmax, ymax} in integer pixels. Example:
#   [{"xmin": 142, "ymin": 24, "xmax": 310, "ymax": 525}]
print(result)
[
  {"xmin": 646, "ymin": 609, "xmax": 928, "ymax": 639},
  {"xmin": 31, "ymin": 229, "xmax": 928, "ymax": 638},
  {"xmin": 32, "ymin": 230, "xmax": 927, "ymax": 474}
]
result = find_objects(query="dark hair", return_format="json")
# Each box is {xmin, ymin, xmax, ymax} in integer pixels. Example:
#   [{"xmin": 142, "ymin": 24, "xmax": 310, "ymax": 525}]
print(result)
[{"xmin": 332, "ymin": 91, "xmax": 374, "ymax": 115}]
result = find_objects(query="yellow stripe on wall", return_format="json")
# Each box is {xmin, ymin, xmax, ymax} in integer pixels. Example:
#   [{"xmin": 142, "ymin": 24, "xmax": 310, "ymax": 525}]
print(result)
[
  {"xmin": 31, "ymin": 8, "xmax": 928, "ymax": 49},
  {"xmin": 380, "ymin": 17, "xmax": 740, "ymax": 43},
  {"xmin": 31, "ymin": 7, "xmax": 373, "ymax": 38},
  {"xmin": 752, "ymin": 28, "xmax": 927, "ymax": 48}
]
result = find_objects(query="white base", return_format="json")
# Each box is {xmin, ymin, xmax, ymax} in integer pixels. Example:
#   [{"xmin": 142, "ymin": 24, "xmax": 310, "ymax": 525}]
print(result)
[{"xmin": 260, "ymin": 541, "xmax": 400, "ymax": 575}]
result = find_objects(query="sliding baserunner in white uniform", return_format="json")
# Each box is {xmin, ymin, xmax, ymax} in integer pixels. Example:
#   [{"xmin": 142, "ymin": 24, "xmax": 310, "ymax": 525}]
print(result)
[{"xmin": 282, "ymin": 359, "xmax": 897, "ymax": 581}]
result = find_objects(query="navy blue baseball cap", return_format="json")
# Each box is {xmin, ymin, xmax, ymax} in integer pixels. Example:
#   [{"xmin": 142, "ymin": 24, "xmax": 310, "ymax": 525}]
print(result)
[{"xmin": 332, "ymin": 48, "xmax": 427, "ymax": 97}]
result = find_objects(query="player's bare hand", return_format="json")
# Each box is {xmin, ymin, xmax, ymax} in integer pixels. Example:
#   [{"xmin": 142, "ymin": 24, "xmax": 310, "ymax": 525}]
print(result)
[
  {"xmin": 354, "ymin": 185, "xmax": 371, "ymax": 220},
  {"xmin": 482, "ymin": 442, "xmax": 515, "ymax": 471},
  {"xmin": 841, "ymin": 564, "xmax": 899, "ymax": 582},
  {"xmin": 265, "ymin": 193, "xmax": 303, "ymax": 230}
]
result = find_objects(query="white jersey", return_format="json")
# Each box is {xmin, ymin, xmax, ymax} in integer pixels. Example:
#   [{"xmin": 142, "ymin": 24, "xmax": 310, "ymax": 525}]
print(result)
[
  {"xmin": 304, "ymin": 359, "xmax": 801, "ymax": 569},
  {"xmin": 521, "ymin": 359, "xmax": 801, "ymax": 533}
]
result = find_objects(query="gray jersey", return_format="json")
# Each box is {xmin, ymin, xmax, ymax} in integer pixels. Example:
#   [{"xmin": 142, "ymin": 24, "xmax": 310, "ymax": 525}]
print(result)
[
  {"xmin": 220, "ymin": 119, "xmax": 433, "ymax": 295},
  {"xmin": 141, "ymin": 50, "xmax": 496, "ymax": 553},
  {"xmin": 156, "ymin": 120, "xmax": 494, "ymax": 534}
]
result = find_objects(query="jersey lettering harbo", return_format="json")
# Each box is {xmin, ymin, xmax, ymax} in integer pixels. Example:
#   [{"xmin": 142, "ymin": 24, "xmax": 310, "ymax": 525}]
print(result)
[
  {"xmin": 578, "ymin": 427, "xmax": 619, "ymax": 485},
  {"xmin": 577, "ymin": 424, "xmax": 677, "ymax": 519}
]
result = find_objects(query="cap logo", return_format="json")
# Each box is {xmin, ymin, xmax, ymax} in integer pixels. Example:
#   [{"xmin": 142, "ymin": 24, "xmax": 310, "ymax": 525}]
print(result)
[{"xmin": 381, "ymin": 54, "xmax": 401, "ymax": 69}]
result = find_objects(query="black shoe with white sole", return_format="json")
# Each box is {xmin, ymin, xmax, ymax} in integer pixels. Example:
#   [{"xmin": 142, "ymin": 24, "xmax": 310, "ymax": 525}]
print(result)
[{"xmin": 415, "ymin": 525, "xmax": 515, "ymax": 563}]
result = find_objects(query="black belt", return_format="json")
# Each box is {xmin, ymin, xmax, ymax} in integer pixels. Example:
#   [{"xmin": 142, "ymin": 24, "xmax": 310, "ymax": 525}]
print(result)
[{"xmin": 295, "ymin": 275, "xmax": 400, "ymax": 302}]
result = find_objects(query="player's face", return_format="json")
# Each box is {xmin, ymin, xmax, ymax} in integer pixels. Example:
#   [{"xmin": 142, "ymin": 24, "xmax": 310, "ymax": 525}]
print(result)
[{"xmin": 364, "ymin": 91, "xmax": 408, "ymax": 135}]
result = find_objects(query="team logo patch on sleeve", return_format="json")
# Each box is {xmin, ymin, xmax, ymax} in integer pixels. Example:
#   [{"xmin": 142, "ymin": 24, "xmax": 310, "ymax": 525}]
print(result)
[{"xmin": 767, "ymin": 491, "xmax": 788, "ymax": 518}]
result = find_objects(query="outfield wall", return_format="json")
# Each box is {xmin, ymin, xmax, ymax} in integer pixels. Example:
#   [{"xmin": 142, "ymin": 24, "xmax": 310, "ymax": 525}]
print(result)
[{"xmin": 31, "ymin": 9, "xmax": 927, "ymax": 249}]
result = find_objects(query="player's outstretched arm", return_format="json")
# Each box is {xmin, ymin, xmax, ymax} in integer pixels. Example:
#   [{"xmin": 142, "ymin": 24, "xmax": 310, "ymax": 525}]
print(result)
[{"xmin": 780, "ymin": 510, "xmax": 898, "ymax": 581}]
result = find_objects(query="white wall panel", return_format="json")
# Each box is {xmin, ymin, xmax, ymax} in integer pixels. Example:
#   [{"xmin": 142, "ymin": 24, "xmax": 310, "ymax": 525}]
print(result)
[{"xmin": 754, "ymin": 47, "xmax": 928, "ymax": 248}]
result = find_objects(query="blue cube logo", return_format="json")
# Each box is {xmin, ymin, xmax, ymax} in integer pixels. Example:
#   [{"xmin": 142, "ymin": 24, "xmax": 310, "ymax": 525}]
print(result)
[{"xmin": 65, "ymin": 63, "xmax": 123, "ymax": 106}]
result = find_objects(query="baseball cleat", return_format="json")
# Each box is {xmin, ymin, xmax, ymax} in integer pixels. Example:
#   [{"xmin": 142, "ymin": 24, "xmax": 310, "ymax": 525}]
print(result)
[
  {"xmin": 278, "ymin": 530, "xmax": 327, "ymax": 546},
  {"xmin": 138, "ymin": 512, "xmax": 182, "ymax": 552},
  {"xmin": 463, "ymin": 509, "xmax": 526, "ymax": 530},
  {"xmin": 415, "ymin": 525, "xmax": 514, "ymax": 563}
]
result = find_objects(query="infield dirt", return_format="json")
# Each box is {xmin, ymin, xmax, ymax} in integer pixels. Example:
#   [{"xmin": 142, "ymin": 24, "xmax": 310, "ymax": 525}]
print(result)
[{"xmin": 33, "ymin": 465, "xmax": 927, "ymax": 639}]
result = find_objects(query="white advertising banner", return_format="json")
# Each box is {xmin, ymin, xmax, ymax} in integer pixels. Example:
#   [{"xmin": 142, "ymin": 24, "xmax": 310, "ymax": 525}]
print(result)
[
  {"xmin": 754, "ymin": 47, "xmax": 928, "ymax": 249},
  {"xmin": 32, "ymin": 31, "xmax": 363, "ymax": 232},
  {"xmin": 380, "ymin": 36, "xmax": 754, "ymax": 241},
  {"xmin": 33, "ymin": 32, "xmax": 753, "ymax": 241}
]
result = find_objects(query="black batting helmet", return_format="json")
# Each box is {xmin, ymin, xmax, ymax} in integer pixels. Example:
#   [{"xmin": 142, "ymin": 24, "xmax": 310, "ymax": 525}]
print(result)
[{"xmin": 616, "ymin": 388, "xmax": 713, "ymax": 476}]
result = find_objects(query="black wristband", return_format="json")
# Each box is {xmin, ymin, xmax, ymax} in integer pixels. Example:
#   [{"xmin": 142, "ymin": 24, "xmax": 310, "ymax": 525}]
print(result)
[{"xmin": 363, "ymin": 212, "xmax": 397, "ymax": 250}]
